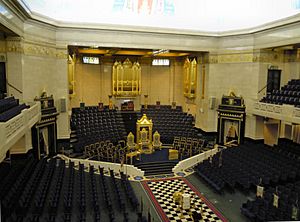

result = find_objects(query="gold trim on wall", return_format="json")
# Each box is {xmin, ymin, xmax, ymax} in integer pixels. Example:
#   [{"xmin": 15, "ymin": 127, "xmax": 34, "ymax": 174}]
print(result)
[
  {"xmin": 205, "ymin": 50, "xmax": 285, "ymax": 64},
  {"xmin": 183, "ymin": 58, "xmax": 197, "ymax": 99},
  {"xmin": 112, "ymin": 58, "xmax": 141, "ymax": 97},
  {"xmin": 201, "ymin": 64, "xmax": 205, "ymax": 99},
  {"xmin": 5, "ymin": 38, "xmax": 67, "ymax": 59}
]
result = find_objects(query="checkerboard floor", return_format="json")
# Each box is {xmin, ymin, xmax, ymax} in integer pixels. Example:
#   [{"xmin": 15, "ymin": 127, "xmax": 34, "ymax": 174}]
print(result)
[{"xmin": 142, "ymin": 178, "xmax": 226, "ymax": 222}]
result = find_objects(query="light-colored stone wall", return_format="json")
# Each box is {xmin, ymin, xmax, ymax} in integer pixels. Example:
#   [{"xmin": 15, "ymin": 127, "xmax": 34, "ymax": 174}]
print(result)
[{"xmin": 3, "ymin": 36, "xmax": 70, "ymax": 139}]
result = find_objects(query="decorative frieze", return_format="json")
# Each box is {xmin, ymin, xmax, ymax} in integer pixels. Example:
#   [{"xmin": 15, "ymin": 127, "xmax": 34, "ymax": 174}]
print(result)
[
  {"xmin": 205, "ymin": 50, "xmax": 285, "ymax": 64},
  {"xmin": 5, "ymin": 37, "xmax": 67, "ymax": 59},
  {"xmin": 23, "ymin": 43, "xmax": 67, "ymax": 59},
  {"xmin": 7, "ymin": 38, "xmax": 23, "ymax": 53}
]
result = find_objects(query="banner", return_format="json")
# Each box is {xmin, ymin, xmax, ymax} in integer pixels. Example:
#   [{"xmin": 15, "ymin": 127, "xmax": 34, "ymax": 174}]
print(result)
[
  {"xmin": 273, "ymin": 194, "xmax": 279, "ymax": 208},
  {"xmin": 292, "ymin": 205, "xmax": 299, "ymax": 220},
  {"xmin": 218, "ymin": 155, "xmax": 222, "ymax": 167},
  {"xmin": 256, "ymin": 185, "xmax": 264, "ymax": 198}
]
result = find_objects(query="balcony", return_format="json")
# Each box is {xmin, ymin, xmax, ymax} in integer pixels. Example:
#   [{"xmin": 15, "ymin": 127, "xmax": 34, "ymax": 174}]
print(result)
[
  {"xmin": 0, "ymin": 102, "xmax": 41, "ymax": 162},
  {"xmin": 250, "ymin": 101, "xmax": 300, "ymax": 124}
]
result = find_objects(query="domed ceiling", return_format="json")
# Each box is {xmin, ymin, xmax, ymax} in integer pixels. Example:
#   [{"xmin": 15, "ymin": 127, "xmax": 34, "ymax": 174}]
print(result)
[{"xmin": 18, "ymin": 0, "xmax": 300, "ymax": 34}]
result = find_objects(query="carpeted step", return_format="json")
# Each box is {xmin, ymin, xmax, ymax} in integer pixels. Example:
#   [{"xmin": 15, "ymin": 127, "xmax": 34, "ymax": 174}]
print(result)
[
  {"xmin": 144, "ymin": 169, "xmax": 173, "ymax": 176},
  {"xmin": 135, "ymin": 162, "xmax": 177, "ymax": 169},
  {"xmin": 135, "ymin": 161, "xmax": 178, "ymax": 176}
]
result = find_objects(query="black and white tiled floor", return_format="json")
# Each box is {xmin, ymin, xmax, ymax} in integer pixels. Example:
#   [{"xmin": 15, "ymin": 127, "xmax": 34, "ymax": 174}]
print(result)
[{"xmin": 142, "ymin": 178, "xmax": 227, "ymax": 222}]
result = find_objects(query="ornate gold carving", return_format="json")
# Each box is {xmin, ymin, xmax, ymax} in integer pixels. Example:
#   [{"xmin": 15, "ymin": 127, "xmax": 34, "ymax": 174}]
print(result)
[
  {"xmin": 7, "ymin": 39, "xmax": 23, "ymax": 53},
  {"xmin": 183, "ymin": 58, "xmax": 197, "ymax": 99},
  {"xmin": 23, "ymin": 43, "xmax": 67, "ymax": 59},
  {"xmin": 136, "ymin": 114, "xmax": 153, "ymax": 153},
  {"xmin": 68, "ymin": 54, "xmax": 76, "ymax": 96},
  {"xmin": 4, "ymin": 37, "xmax": 67, "ymax": 59},
  {"xmin": 112, "ymin": 58, "xmax": 141, "ymax": 97}
]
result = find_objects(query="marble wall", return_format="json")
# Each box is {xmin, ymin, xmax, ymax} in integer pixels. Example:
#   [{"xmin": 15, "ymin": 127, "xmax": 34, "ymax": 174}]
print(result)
[{"xmin": 3, "ymin": 36, "xmax": 70, "ymax": 139}]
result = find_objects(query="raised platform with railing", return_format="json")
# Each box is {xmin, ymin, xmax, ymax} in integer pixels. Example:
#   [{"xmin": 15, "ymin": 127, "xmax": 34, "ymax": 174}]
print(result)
[
  {"xmin": 57, "ymin": 154, "xmax": 144, "ymax": 177},
  {"xmin": 172, "ymin": 147, "xmax": 218, "ymax": 174},
  {"xmin": 57, "ymin": 146, "xmax": 219, "ymax": 179},
  {"xmin": 0, "ymin": 102, "xmax": 41, "ymax": 162}
]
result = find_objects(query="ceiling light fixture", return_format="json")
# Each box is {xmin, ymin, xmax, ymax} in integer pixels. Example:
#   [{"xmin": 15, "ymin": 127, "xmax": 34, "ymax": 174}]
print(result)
[{"xmin": 152, "ymin": 49, "xmax": 169, "ymax": 55}]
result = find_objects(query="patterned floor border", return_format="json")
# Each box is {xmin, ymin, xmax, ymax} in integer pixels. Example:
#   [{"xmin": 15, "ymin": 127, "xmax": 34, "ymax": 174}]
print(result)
[{"xmin": 142, "ymin": 177, "xmax": 228, "ymax": 222}]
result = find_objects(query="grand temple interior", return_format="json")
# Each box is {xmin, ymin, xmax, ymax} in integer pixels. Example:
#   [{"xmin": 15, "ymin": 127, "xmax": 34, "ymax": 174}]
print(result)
[{"xmin": 1, "ymin": 0, "xmax": 300, "ymax": 221}]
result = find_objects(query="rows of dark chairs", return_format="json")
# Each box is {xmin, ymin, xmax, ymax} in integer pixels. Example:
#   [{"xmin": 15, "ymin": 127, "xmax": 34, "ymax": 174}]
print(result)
[
  {"xmin": 119, "ymin": 171, "xmax": 139, "ymax": 211},
  {"xmin": 0, "ymin": 96, "xmax": 28, "ymax": 122},
  {"xmin": 2, "ymin": 157, "xmax": 44, "ymax": 221},
  {"xmin": 1, "ymin": 157, "xmax": 143, "ymax": 222},
  {"xmin": 70, "ymin": 105, "xmax": 200, "ymax": 154},
  {"xmin": 33, "ymin": 159, "xmax": 56, "ymax": 215},
  {"xmin": 48, "ymin": 159, "xmax": 65, "ymax": 216},
  {"xmin": 70, "ymin": 107, "xmax": 127, "ymax": 153},
  {"xmin": 85, "ymin": 140, "xmax": 129, "ymax": 163},
  {"xmin": 140, "ymin": 105, "xmax": 198, "ymax": 143},
  {"xmin": 241, "ymin": 180, "xmax": 300, "ymax": 221},
  {"xmin": 0, "ymin": 157, "xmax": 36, "ymax": 200},
  {"xmin": 260, "ymin": 79, "xmax": 300, "ymax": 107},
  {"xmin": 173, "ymin": 136, "xmax": 212, "ymax": 159},
  {"xmin": 63, "ymin": 161, "xmax": 75, "ymax": 220},
  {"xmin": 196, "ymin": 144, "xmax": 300, "ymax": 193},
  {"xmin": 274, "ymin": 139, "xmax": 300, "ymax": 158}
]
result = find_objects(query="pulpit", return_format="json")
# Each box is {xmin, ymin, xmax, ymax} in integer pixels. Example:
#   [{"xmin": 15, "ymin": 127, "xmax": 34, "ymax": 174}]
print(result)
[
  {"xmin": 136, "ymin": 114, "xmax": 153, "ymax": 154},
  {"xmin": 33, "ymin": 93, "xmax": 59, "ymax": 159}
]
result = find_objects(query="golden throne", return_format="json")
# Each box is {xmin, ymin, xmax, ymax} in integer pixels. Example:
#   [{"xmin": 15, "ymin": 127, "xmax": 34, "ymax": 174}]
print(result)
[
  {"xmin": 126, "ymin": 132, "xmax": 137, "ymax": 152},
  {"xmin": 136, "ymin": 114, "xmax": 153, "ymax": 154}
]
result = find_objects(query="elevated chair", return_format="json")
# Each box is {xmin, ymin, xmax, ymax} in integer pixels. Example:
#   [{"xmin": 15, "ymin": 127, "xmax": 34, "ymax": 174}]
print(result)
[
  {"xmin": 126, "ymin": 132, "xmax": 137, "ymax": 152},
  {"xmin": 126, "ymin": 132, "xmax": 140, "ymax": 164},
  {"xmin": 152, "ymin": 131, "xmax": 162, "ymax": 150},
  {"xmin": 139, "ymin": 128, "xmax": 152, "ymax": 154}
]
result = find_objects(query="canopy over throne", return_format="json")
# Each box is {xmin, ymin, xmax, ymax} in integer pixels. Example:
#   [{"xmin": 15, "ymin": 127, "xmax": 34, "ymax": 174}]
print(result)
[{"xmin": 136, "ymin": 114, "xmax": 153, "ymax": 154}]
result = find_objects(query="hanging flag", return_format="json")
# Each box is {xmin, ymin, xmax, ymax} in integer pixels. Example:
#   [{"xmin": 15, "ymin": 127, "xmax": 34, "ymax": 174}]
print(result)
[
  {"xmin": 218, "ymin": 156, "xmax": 222, "ymax": 167},
  {"xmin": 273, "ymin": 194, "xmax": 279, "ymax": 208},
  {"xmin": 256, "ymin": 185, "xmax": 264, "ymax": 198},
  {"xmin": 292, "ymin": 205, "xmax": 299, "ymax": 220},
  {"xmin": 209, "ymin": 155, "xmax": 213, "ymax": 164},
  {"xmin": 120, "ymin": 156, "xmax": 124, "ymax": 169}
]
